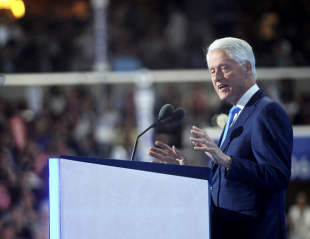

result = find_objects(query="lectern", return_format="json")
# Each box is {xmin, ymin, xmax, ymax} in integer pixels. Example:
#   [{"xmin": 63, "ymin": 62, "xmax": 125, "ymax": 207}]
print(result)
[{"xmin": 49, "ymin": 155, "xmax": 212, "ymax": 239}]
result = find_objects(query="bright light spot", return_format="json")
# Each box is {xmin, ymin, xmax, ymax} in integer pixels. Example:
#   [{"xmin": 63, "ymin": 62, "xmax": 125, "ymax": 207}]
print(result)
[
  {"xmin": 0, "ymin": 0, "xmax": 11, "ymax": 9},
  {"xmin": 0, "ymin": 0, "xmax": 25, "ymax": 19},
  {"xmin": 11, "ymin": 0, "xmax": 25, "ymax": 18},
  {"xmin": 217, "ymin": 114, "xmax": 228, "ymax": 128}
]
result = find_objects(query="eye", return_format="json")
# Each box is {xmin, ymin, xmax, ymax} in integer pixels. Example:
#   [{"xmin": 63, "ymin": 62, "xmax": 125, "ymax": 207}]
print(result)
[{"xmin": 221, "ymin": 66, "xmax": 229, "ymax": 72}]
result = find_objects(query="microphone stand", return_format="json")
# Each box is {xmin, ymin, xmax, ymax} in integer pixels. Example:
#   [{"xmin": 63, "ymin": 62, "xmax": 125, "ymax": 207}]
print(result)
[{"xmin": 130, "ymin": 119, "xmax": 172, "ymax": 161}]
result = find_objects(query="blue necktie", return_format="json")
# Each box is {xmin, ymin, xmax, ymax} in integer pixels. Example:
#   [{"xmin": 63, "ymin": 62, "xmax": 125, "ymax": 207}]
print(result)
[{"xmin": 220, "ymin": 106, "xmax": 241, "ymax": 148}]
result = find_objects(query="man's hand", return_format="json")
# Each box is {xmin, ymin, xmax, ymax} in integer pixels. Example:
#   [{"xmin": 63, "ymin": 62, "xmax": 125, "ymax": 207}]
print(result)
[
  {"xmin": 148, "ymin": 141, "xmax": 189, "ymax": 165},
  {"xmin": 190, "ymin": 126, "xmax": 232, "ymax": 168}
]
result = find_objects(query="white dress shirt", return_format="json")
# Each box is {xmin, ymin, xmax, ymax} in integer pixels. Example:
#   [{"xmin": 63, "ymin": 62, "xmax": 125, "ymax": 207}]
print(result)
[{"xmin": 232, "ymin": 84, "xmax": 259, "ymax": 125}]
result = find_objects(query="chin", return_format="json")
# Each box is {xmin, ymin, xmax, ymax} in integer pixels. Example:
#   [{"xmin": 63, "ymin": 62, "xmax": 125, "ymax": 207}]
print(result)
[{"xmin": 219, "ymin": 94, "xmax": 229, "ymax": 102}]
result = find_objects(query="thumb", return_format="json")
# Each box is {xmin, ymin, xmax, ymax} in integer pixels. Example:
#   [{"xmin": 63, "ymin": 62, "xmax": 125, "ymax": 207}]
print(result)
[
  {"xmin": 173, "ymin": 146, "xmax": 189, "ymax": 165},
  {"xmin": 173, "ymin": 146, "xmax": 182, "ymax": 158}
]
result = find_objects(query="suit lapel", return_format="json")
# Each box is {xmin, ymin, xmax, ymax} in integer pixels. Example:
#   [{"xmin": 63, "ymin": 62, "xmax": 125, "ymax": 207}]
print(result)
[{"xmin": 213, "ymin": 88, "xmax": 267, "ymax": 173}]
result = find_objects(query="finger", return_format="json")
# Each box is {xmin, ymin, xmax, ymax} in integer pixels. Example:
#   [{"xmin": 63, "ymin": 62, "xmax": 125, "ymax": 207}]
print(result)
[
  {"xmin": 194, "ymin": 146, "xmax": 212, "ymax": 151},
  {"xmin": 192, "ymin": 141, "xmax": 204, "ymax": 147},
  {"xmin": 191, "ymin": 130, "xmax": 207, "ymax": 138},
  {"xmin": 191, "ymin": 138, "xmax": 215, "ymax": 147},
  {"xmin": 191, "ymin": 131, "xmax": 215, "ymax": 144},
  {"xmin": 164, "ymin": 156, "xmax": 178, "ymax": 164},
  {"xmin": 192, "ymin": 126, "xmax": 205, "ymax": 132},
  {"xmin": 148, "ymin": 151, "xmax": 167, "ymax": 161},
  {"xmin": 173, "ymin": 146, "xmax": 189, "ymax": 165},
  {"xmin": 149, "ymin": 146, "xmax": 169, "ymax": 156},
  {"xmin": 172, "ymin": 146, "xmax": 183, "ymax": 158},
  {"xmin": 155, "ymin": 141, "xmax": 174, "ymax": 152},
  {"xmin": 190, "ymin": 137, "xmax": 208, "ymax": 145},
  {"xmin": 202, "ymin": 131, "xmax": 213, "ymax": 142},
  {"xmin": 148, "ymin": 151, "xmax": 176, "ymax": 164}
]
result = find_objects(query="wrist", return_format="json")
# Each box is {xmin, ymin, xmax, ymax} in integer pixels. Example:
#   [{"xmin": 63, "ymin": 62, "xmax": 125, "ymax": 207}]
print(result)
[{"xmin": 226, "ymin": 156, "xmax": 233, "ymax": 171}]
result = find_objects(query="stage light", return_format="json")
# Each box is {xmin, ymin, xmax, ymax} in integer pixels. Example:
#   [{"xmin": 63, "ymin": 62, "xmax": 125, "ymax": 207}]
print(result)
[
  {"xmin": 0, "ymin": 0, "xmax": 25, "ymax": 19},
  {"xmin": 11, "ymin": 0, "xmax": 25, "ymax": 18}
]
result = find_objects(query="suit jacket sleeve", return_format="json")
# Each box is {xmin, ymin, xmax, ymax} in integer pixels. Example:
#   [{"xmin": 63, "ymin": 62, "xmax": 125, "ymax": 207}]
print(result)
[{"xmin": 225, "ymin": 102, "xmax": 293, "ymax": 192}]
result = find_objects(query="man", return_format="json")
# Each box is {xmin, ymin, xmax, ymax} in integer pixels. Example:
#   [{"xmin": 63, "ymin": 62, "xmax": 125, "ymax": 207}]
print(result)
[
  {"xmin": 287, "ymin": 191, "xmax": 310, "ymax": 239},
  {"xmin": 148, "ymin": 37, "xmax": 293, "ymax": 239}
]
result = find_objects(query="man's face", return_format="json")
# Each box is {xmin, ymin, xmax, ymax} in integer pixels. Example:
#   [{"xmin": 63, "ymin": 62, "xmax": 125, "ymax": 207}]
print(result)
[{"xmin": 208, "ymin": 50, "xmax": 253, "ymax": 105}]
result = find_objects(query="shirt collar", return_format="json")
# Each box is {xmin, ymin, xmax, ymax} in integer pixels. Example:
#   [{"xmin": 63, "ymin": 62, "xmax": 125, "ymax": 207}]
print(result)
[{"xmin": 236, "ymin": 84, "xmax": 259, "ymax": 110}]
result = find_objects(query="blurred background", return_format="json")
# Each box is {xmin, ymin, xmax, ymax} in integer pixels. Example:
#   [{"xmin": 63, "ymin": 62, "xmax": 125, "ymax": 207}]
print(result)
[{"xmin": 0, "ymin": 0, "xmax": 310, "ymax": 238}]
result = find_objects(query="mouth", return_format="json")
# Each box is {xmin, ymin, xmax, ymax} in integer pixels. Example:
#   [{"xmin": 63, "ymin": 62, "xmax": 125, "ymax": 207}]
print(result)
[{"xmin": 218, "ymin": 84, "xmax": 228, "ymax": 90}]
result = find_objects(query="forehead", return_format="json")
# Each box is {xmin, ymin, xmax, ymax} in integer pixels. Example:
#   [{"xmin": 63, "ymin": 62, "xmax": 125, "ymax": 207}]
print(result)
[{"xmin": 208, "ymin": 50, "xmax": 238, "ymax": 67}]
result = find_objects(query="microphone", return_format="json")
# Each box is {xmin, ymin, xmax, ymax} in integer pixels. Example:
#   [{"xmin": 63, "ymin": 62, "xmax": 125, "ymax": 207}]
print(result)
[
  {"xmin": 158, "ymin": 104, "xmax": 174, "ymax": 120},
  {"xmin": 131, "ymin": 105, "xmax": 186, "ymax": 161},
  {"xmin": 170, "ymin": 108, "xmax": 186, "ymax": 123}
]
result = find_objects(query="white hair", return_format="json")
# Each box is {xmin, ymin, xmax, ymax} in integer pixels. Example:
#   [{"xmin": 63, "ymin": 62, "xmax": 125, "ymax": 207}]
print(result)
[{"xmin": 206, "ymin": 37, "xmax": 257, "ymax": 80}]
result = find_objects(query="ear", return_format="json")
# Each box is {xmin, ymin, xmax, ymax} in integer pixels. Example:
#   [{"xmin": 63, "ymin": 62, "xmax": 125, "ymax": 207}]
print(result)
[{"xmin": 243, "ymin": 60, "xmax": 252, "ymax": 78}]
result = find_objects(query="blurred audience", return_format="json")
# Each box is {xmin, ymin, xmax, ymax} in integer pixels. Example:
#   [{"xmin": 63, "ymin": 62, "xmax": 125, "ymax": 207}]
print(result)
[
  {"xmin": 268, "ymin": 78, "xmax": 302, "ymax": 124},
  {"xmin": 287, "ymin": 191, "xmax": 310, "ymax": 239},
  {"xmin": 0, "ymin": 0, "xmax": 309, "ymax": 72}
]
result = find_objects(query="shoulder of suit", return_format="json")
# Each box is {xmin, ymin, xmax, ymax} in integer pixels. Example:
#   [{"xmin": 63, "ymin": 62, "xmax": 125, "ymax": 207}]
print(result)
[
  {"xmin": 248, "ymin": 88, "xmax": 286, "ymax": 113},
  {"xmin": 255, "ymin": 97, "xmax": 288, "ymax": 120},
  {"xmin": 258, "ymin": 95, "xmax": 282, "ymax": 108}
]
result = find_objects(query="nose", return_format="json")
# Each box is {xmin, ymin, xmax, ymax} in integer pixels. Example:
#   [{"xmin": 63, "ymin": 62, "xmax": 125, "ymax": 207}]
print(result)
[{"xmin": 213, "ymin": 69, "xmax": 223, "ymax": 81}]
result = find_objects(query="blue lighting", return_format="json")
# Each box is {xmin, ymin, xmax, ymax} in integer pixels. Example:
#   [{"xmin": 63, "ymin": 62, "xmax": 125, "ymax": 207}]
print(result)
[{"xmin": 49, "ymin": 158, "xmax": 60, "ymax": 239}]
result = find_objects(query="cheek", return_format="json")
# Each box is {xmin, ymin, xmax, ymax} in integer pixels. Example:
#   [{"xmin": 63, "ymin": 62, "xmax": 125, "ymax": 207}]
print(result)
[{"xmin": 212, "ymin": 82, "xmax": 217, "ymax": 91}]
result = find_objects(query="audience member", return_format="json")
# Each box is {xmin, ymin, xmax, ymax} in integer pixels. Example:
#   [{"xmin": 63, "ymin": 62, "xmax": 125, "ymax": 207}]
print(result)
[{"xmin": 287, "ymin": 191, "xmax": 310, "ymax": 239}]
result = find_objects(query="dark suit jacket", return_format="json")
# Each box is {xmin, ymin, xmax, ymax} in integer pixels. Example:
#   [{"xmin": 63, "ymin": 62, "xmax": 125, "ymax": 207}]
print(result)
[{"xmin": 210, "ymin": 88, "xmax": 293, "ymax": 239}]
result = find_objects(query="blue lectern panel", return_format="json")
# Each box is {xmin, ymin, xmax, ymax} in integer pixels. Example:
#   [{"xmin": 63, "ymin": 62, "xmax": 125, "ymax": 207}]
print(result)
[{"xmin": 59, "ymin": 155, "xmax": 211, "ymax": 180}]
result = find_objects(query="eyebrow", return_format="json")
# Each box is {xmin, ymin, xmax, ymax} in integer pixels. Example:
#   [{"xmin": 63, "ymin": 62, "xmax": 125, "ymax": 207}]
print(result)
[{"xmin": 210, "ymin": 63, "xmax": 230, "ymax": 69}]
